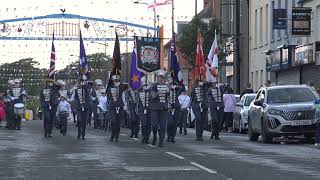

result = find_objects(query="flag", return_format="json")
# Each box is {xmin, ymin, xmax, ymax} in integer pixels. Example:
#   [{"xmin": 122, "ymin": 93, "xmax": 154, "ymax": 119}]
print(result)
[
  {"xmin": 170, "ymin": 34, "xmax": 183, "ymax": 85},
  {"xmin": 79, "ymin": 31, "xmax": 90, "ymax": 80},
  {"xmin": 195, "ymin": 31, "xmax": 206, "ymax": 81},
  {"xmin": 130, "ymin": 39, "xmax": 145, "ymax": 90},
  {"xmin": 48, "ymin": 33, "xmax": 55, "ymax": 80},
  {"xmin": 111, "ymin": 33, "xmax": 121, "ymax": 76},
  {"xmin": 148, "ymin": 0, "xmax": 172, "ymax": 12},
  {"xmin": 206, "ymin": 30, "xmax": 218, "ymax": 82}
]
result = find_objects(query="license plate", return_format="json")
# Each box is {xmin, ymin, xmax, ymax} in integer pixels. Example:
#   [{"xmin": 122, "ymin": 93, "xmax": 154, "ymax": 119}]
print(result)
[{"xmin": 291, "ymin": 120, "xmax": 312, "ymax": 126}]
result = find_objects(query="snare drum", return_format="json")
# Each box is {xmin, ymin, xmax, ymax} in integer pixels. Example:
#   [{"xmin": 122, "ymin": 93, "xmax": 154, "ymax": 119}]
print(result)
[{"xmin": 14, "ymin": 103, "xmax": 25, "ymax": 115}]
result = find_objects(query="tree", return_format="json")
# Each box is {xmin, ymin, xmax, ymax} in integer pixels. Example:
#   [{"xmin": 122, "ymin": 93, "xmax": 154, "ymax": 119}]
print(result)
[
  {"xmin": 56, "ymin": 53, "xmax": 112, "ymax": 86},
  {"xmin": 178, "ymin": 17, "xmax": 232, "ymax": 67}
]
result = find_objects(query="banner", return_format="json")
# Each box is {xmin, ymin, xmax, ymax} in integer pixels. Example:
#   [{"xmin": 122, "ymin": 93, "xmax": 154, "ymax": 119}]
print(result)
[
  {"xmin": 292, "ymin": 7, "xmax": 312, "ymax": 36},
  {"xmin": 136, "ymin": 36, "xmax": 161, "ymax": 73},
  {"xmin": 273, "ymin": 9, "xmax": 287, "ymax": 30}
]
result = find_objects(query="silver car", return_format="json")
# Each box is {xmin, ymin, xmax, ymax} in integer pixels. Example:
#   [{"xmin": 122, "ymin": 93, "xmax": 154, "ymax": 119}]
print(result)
[
  {"xmin": 233, "ymin": 93, "xmax": 256, "ymax": 133},
  {"xmin": 248, "ymin": 85, "xmax": 319, "ymax": 143}
]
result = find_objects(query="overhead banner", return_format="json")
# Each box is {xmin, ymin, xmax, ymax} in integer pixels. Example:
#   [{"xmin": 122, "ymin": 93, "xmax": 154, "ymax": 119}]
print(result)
[
  {"xmin": 136, "ymin": 36, "xmax": 161, "ymax": 73},
  {"xmin": 292, "ymin": 7, "xmax": 312, "ymax": 36},
  {"xmin": 273, "ymin": 9, "xmax": 287, "ymax": 30}
]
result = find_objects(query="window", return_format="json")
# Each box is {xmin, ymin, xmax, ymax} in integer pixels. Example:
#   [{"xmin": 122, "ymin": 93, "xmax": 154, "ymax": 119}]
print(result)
[
  {"xmin": 255, "ymin": 9, "xmax": 258, "ymax": 47},
  {"xmin": 260, "ymin": 8, "xmax": 263, "ymax": 45},
  {"xmin": 267, "ymin": 88, "xmax": 316, "ymax": 104},
  {"xmin": 266, "ymin": 4, "xmax": 269, "ymax": 43},
  {"xmin": 271, "ymin": 1, "xmax": 275, "ymax": 40},
  {"xmin": 278, "ymin": 0, "xmax": 281, "ymax": 39},
  {"xmin": 292, "ymin": 0, "xmax": 296, "ymax": 8}
]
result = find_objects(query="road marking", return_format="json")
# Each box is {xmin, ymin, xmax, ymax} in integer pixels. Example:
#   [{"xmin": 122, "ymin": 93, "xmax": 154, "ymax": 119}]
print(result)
[
  {"xmin": 190, "ymin": 162, "xmax": 217, "ymax": 174},
  {"xmin": 165, "ymin": 152, "xmax": 185, "ymax": 160},
  {"xmin": 132, "ymin": 138, "xmax": 139, "ymax": 141},
  {"xmin": 196, "ymin": 153, "xmax": 206, "ymax": 156},
  {"xmin": 120, "ymin": 134, "xmax": 127, "ymax": 137},
  {"xmin": 147, "ymin": 144, "xmax": 156, "ymax": 148},
  {"xmin": 124, "ymin": 166, "xmax": 199, "ymax": 172}
]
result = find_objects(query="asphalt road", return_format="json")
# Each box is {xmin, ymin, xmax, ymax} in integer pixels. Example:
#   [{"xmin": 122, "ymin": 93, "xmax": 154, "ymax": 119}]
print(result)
[{"xmin": 0, "ymin": 120, "xmax": 319, "ymax": 180}]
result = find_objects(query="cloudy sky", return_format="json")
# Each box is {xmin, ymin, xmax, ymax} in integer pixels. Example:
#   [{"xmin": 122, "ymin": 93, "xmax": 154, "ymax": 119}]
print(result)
[{"xmin": 0, "ymin": 0, "xmax": 203, "ymax": 69}]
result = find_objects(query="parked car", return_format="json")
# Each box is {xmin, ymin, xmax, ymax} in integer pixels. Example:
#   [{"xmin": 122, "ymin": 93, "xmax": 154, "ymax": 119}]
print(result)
[
  {"xmin": 233, "ymin": 93, "xmax": 256, "ymax": 133},
  {"xmin": 248, "ymin": 85, "xmax": 319, "ymax": 143}
]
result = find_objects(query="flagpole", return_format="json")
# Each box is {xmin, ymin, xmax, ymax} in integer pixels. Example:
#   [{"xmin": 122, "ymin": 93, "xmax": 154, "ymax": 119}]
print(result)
[{"xmin": 172, "ymin": 0, "xmax": 175, "ymax": 34}]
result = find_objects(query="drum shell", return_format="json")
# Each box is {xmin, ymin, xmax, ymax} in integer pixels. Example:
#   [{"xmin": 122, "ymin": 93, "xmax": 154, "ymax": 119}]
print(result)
[{"xmin": 14, "ymin": 103, "xmax": 24, "ymax": 115}]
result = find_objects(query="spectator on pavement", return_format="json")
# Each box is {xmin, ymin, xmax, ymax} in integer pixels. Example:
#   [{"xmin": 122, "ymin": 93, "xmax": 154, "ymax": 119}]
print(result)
[
  {"xmin": 265, "ymin": 80, "xmax": 272, "ymax": 87},
  {"xmin": 0, "ymin": 96, "xmax": 6, "ymax": 127},
  {"xmin": 240, "ymin": 82, "xmax": 254, "ymax": 99},
  {"xmin": 223, "ymin": 87, "xmax": 236, "ymax": 132}
]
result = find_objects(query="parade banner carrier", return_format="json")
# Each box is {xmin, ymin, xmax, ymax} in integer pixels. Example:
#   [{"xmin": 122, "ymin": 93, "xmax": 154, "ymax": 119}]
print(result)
[{"xmin": 135, "ymin": 36, "xmax": 161, "ymax": 73}]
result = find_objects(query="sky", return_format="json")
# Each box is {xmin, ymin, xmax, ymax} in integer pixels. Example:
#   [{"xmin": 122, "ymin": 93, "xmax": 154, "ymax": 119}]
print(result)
[{"xmin": 0, "ymin": 0, "xmax": 204, "ymax": 69}]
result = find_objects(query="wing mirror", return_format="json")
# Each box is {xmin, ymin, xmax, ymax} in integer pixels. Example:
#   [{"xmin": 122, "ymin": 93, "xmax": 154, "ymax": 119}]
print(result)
[{"xmin": 236, "ymin": 102, "xmax": 243, "ymax": 107}]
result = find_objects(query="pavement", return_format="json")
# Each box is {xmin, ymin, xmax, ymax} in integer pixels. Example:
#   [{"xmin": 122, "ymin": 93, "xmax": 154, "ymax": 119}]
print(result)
[{"xmin": 0, "ymin": 120, "xmax": 319, "ymax": 180}]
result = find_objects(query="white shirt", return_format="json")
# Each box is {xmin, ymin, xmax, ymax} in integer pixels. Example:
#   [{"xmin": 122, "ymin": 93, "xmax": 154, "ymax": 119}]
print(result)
[
  {"xmin": 178, "ymin": 94, "xmax": 191, "ymax": 109},
  {"xmin": 98, "ymin": 95, "xmax": 108, "ymax": 112},
  {"xmin": 57, "ymin": 100, "xmax": 71, "ymax": 114}
]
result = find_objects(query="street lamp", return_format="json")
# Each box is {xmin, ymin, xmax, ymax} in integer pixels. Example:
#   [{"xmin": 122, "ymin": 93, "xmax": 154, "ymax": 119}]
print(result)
[{"xmin": 133, "ymin": 0, "xmax": 157, "ymax": 37}]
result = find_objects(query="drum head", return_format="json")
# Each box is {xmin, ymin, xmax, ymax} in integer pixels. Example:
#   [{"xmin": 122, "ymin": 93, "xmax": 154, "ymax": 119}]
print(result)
[{"xmin": 14, "ymin": 103, "xmax": 24, "ymax": 109}]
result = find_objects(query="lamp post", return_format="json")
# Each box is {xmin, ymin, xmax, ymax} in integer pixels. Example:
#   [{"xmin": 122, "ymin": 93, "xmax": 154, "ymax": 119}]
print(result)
[{"xmin": 133, "ymin": 0, "xmax": 157, "ymax": 37}]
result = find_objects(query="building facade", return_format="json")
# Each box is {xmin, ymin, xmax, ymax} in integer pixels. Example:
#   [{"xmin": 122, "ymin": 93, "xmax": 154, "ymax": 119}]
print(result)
[{"xmin": 249, "ymin": 0, "xmax": 320, "ymax": 91}]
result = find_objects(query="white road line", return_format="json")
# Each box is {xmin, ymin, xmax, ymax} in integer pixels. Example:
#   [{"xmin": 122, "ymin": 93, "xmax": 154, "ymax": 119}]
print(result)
[
  {"xmin": 147, "ymin": 144, "xmax": 156, "ymax": 148},
  {"xmin": 132, "ymin": 138, "xmax": 139, "ymax": 141},
  {"xmin": 124, "ymin": 166, "xmax": 199, "ymax": 172},
  {"xmin": 190, "ymin": 162, "xmax": 217, "ymax": 174},
  {"xmin": 165, "ymin": 152, "xmax": 185, "ymax": 160},
  {"xmin": 120, "ymin": 134, "xmax": 127, "ymax": 136}
]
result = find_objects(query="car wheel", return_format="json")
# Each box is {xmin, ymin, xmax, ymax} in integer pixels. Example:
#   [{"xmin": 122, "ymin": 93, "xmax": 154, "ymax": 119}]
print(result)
[
  {"xmin": 261, "ymin": 120, "xmax": 273, "ymax": 143},
  {"xmin": 248, "ymin": 117, "xmax": 259, "ymax": 141}
]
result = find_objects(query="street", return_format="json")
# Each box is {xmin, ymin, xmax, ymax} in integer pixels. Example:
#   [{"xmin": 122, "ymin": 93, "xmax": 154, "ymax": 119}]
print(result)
[{"xmin": 0, "ymin": 120, "xmax": 319, "ymax": 180}]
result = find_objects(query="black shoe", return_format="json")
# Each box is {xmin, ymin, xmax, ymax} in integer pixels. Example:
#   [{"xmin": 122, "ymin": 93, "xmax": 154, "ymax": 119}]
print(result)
[
  {"xmin": 82, "ymin": 137, "xmax": 85, "ymax": 140},
  {"xmin": 48, "ymin": 134, "xmax": 52, "ymax": 138},
  {"xmin": 210, "ymin": 134, "xmax": 214, "ymax": 139},
  {"xmin": 171, "ymin": 139, "xmax": 176, "ymax": 143},
  {"xmin": 179, "ymin": 129, "xmax": 182, "ymax": 134},
  {"xmin": 77, "ymin": 135, "xmax": 81, "ymax": 139},
  {"xmin": 145, "ymin": 139, "xmax": 149, "ymax": 144},
  {"xmin": 110, "ymin": 137, "xmax": 114, "ymax": 142},
  {"xmin": 166, "ymin": 137, "xmax": 170, "ymax": 143},
  {"xmin": 196, "ymin": 138, "xmax": 203, "ymax": 141},
  {"xmin": 134, "ymin": 135, "xmax": 139, "ymax": 139},
  {"xmin": 158, "ymin": 141, "xmax": 163, "ymax": 148},
  {"xmin": 130, "ymin": 134, "xmax": 134, "ymax": 138},
  {"xmin": 215, "ymin": 137, "xmax": 220, "ymax": 140},
  {"xmin": 63, "ymin": 133, "xmax": 66, "ymax": 136},
  {"xmin": 152, "ymin": 138, "xmax": 156, "ymax": 145},
  {"xmin": 44, "ymin": 133, "xmax": 48, "ymax": 138},
  {"xmin": 115, "ymin": 139, "xmax": 119, "ymax": 143},
  {"xmin": 141, "ymin": 138, "xmax": 145, "ymax": 144}
]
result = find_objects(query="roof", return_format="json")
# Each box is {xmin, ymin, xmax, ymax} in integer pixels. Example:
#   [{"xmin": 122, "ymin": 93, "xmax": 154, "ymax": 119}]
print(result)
[{"xmin": 262, "ymin": 85, "xmax": 309, "ymax": 90}]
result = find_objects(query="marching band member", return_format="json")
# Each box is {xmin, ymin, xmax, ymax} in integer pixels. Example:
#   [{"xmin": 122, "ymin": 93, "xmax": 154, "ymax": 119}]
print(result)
[
  {"xmin": 9, "ymin": 79, "xmax": 27, "ymax": 130},
  {"xmin": 56, "ymin": 93, "xmax": 71, "ymax": 136},
  {"xmin": 190, "ymin": 79, "xmax": 208, "ymax": 141},
  {"xmin": 40, "ymin": 79, "xmax": 55, "ymax": 137},
  {"xmin": 107, "ymin": 75, "xmax": 126, "ymax": 142},
  {"xmin": 149, "ymin": 70, "xmax": 170, "ymax": 147},
  {"xmin": 137, "ymin": 77, "xmax": 151, "ymax": 144},
  {"xmin": 178, "ymin": 86, "xmax": 191, "ymax": 135}
]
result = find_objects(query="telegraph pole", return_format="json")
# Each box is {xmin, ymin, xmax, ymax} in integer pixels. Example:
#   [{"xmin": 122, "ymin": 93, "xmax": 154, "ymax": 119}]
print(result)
[{"xmin": 235, "ymin": 0, "xmax": 241, "ymax": 93}]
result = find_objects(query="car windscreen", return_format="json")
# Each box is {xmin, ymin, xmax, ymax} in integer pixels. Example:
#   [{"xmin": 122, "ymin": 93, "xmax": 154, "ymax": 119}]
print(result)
[
  {"xmin": 267, "ymin": 88, "xmax": 316, "ymax": 104},
  {"xmin": 244, "ymin": 96, "xmax": 255, "ymax": 106}
]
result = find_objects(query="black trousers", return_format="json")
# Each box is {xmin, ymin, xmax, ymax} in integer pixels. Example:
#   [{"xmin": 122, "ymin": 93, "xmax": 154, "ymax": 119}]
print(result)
[
  {"xmin": 140, "ymin": 111, "xmax": 151, "ymax": 140},
  {"xmin": 14, "ymin": 115, "xmax": 22, "ymax": 130},
  {"xmin": 77, "ymin": 110, "xmax": 88, "ymax": 138},
  {"xmin": 43, "ymin": 108, "xmax": 52, "ymax": 136},
  {"xmin": 192, "ymin": 104, "xmax": 205, "ymax": 139},
  {"xmin": 210, "ymin": 107, "xmax": 224, "ymax": 138},
  {"xmin": 167, "ymin": 109, "xmax": 179, "ymax": 139},
  {"xmin": 59, "ymin": 114, "xmax": 68, "ymax": 135},
  {"xmin": 151, "ymin": 110, "xmax": 168, "ymax": 143},
  {"xmin": 129, "ymin": 108, "xmax": 139, "ymax": 137},
  {"xmin": 110, "ymin": 110, "xmax": 123, "ymax": 140},
  {"xmin": 223, "ymin": 112, "xmax": 233, "ymax": 130},
  {"xmin": 6, "ymin": 105, "xmax": 15, "ymax": 129},
  {"xmin": 179, "ymin": 108, "xmax": 188, "ymax": 133}
]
